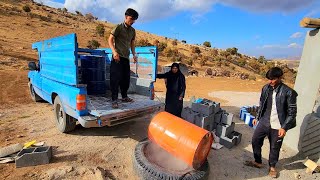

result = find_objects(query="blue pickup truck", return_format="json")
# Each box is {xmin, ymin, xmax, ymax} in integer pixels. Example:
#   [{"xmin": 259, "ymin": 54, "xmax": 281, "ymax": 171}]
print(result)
[{"xmin": 28, "ymin": 33, "xmax": 162, "ymax": 133}]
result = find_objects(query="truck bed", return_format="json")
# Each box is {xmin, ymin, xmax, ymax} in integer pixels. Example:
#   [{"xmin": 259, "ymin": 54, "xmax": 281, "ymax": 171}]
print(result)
[{"xmin": 86, "ymin": 94, "xmax": 163, "ymax": 126}]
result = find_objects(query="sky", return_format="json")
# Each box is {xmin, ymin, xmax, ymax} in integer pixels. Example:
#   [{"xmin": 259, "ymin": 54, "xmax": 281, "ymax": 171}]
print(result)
[{"xmin": 34, "ymin": 0, "xmax": 320, "ymax": 60}]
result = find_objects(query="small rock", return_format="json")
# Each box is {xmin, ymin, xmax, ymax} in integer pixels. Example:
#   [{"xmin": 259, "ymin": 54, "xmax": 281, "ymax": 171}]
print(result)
[
  {"xmin": 28, "ymin": 173, "xmax": 36, "ymax": 177},
  {"xmin": 17, "ymin": 135, "xmax": 24, "ymax": 138},
  {"xmin": 77, "ymin": 167, "xmax": 88, "ymax": 175},
  {"xmin": 118, "ymin": 145, "xmax": 126, "ymax": 150},
  {"xmin": 65, "ymin": 166, "xmax": 74, "ymax": 173},
  {"xmin": 294, "ymin": 172, "xmax": 301, "ymax": 179}
]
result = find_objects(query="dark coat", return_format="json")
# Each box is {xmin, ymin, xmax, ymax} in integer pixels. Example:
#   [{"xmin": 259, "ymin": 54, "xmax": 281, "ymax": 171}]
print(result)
[{"xmin": 157, "ymin": 70, "xmax": 186, "ymax": 117}]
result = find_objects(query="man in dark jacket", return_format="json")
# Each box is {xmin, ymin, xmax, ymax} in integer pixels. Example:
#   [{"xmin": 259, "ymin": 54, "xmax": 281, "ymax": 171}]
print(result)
[
  {"xmin": 157, "ymin": 63, "xmax": 186, "ymax": 117},
  {"xmin": 245, "ymin": 67, "xmax": 298, "ymax": 178}
]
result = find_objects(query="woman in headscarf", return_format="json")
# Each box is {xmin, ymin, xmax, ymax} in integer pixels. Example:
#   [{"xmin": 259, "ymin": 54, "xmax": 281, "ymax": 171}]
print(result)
[{"xmin": 157, "ymin": 63, "xmax": 186, "ymax": 117}]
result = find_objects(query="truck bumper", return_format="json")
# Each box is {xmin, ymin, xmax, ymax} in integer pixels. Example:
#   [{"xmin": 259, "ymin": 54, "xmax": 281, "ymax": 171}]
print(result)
[{"xmin": 78, "ymin": 106, "xmax": 162, "ymax": 128}]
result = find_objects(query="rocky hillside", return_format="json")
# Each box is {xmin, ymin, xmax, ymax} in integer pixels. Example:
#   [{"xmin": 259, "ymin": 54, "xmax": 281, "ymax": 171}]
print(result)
[{"xmin": 0, "ymin": 0, "xmax": 297, "ymax": 83}]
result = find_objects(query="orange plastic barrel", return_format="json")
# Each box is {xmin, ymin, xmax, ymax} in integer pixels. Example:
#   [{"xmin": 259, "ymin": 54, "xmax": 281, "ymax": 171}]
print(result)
[{"xmin": 148, "ymin": 112, "xmax": 214, "ymax": 169}]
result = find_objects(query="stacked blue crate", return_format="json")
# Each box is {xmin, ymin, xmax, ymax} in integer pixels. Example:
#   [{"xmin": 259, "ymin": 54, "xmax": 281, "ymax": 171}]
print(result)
[{"xmin": 240, "ymin": 105, "xmax": 259, "ymax": 128}]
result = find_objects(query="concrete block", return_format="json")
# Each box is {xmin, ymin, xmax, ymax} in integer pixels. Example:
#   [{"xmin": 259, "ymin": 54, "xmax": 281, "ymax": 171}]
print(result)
[
  {"xmin": 221, "ymin": 113, "xmax": 233, "ymax": 125},
  {"xmin": 212, "ymin": 122, "xmax": 218, "ymax": 130},
  {"xmin": 191, "ymin": 99, "xmax": 220, "ymax": 116},
  {"xmin": 230, "ymin": 131, "xmax": 242, "ymax": 145},
  {"xmin": 215, "ymin": 124, "xmax": 222, "ymax": 136},
  {"xmin": 15, "ymin": 146, "xmax": 52, "ymax": 168},
  {"xmin": 215, "ymin": 122, "xmax": 235, "ymax": 138},
  {"xmin": 214, "ymin": 111, "xmax": 223, "ymax": 123},
  {"xmin": 182, "ymin": 107, "xmax": 199, "ymax": 124},
  {"xmin": 219, "ymin": 135, "xmax": 237, "ymax": 149},
  {"xmin": 181, "ymin": 107, "xmax": 191, "ymax": 119},
  {"xmin": 195, "ymin": 114, "xmax": 215, "ymax": 131}
]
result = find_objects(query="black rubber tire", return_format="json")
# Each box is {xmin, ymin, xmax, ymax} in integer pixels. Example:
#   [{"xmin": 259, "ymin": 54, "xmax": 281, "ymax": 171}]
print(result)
[
  {"xmin": 28, "ymin": 82, "xmax": 42, "ymax": 102},
  {"xmin": 133, "ymin": 140, "xmax": 209, "ymax": 180},
  {"xmin": 53, "ymin": 96, "xmax": 76, "ymax": 133}
]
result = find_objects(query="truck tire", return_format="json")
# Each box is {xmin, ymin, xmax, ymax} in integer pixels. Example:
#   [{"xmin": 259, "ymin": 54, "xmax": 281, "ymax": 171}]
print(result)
[
  {"xmin": 28, "ymin": 82, "xmax": 42, "ymax": 102},
  {"xmin": 53, "ymin": 96, "xmax": 76, "ymax": 133},
  {"xmin": 133, "ymin": 140, "xmax": 209, "ymax": 180}
]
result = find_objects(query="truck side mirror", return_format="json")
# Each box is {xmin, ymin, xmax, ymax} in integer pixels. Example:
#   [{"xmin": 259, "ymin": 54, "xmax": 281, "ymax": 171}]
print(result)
[{"xmin": 28, "ymin": 62, "xmax": 38, "ymax": 71}]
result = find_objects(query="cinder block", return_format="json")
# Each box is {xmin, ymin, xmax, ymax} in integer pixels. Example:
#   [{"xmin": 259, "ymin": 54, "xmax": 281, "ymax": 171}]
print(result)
[
  {"xmin": 212, "ymin": 122, "xmax": 218, "ymax": 130},
  {"xmin": 230, "ymin": 131, "xmax": 242, "ymax": 145},
  {"xmin": 181, "ymin": 107, "xmax": 191, "ymax": 119},
  {"xmin": 215, "ymin": 122, "xmax": 235, "ymax": 138},
  {"xmin": 221, "ymin": 113, "xmax": 233, "ymax": 125},
  {"xmin": 219, "ymin": 135, "xmax": 236, "ymax": 149},
  {"xmin": 15, "ymin": 146, "xmax": 52, "ymax": 168},
  {"xmin": 215, "ymin": 124, "xmax": 223, "ymax": 136},
  {"xmin": 191, "ymin": 99, "xmax": 220, "ymax": 116},
  {"xmin": 194, "ymin": 114, "xmax": 215, "ymax": 131},
  {"xmin": 214, "ymin": 111, "xmax": 223, "ymax": 123},
  {"xmin": 182, "ymin": 107, "xmax": 199, "ymax": 124}
]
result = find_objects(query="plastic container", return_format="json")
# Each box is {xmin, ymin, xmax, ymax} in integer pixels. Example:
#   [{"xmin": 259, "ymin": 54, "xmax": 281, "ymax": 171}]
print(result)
[
  {"xmin": 245, "ymin": 115, "xmax": 255, "ymax": 127},
  {"xmin": 243, "ymin": 113, "xmax": 250, "ymax": 123},
  {"xmin": 148, "ymin": 112, "xmax": 213, "ymax": 169},
  {"xmin": 80, "ymin": 55, "xmax": 106, "ymax": 95},
  {"xmin": 240, "ymin": 110, "xmax": 247, "ymax": 120},
  {"xmin": 239, "ymin": 108, "xmax": 246, "ymax": 119}
]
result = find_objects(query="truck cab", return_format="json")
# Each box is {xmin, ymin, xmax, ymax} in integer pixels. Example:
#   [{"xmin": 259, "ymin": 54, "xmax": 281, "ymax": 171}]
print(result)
[{"xmin": 28, "ymin": 33, "xmax": 162, "ymax": 133}]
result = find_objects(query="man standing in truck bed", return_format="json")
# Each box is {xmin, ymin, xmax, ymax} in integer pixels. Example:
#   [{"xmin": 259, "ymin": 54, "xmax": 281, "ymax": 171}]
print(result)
[{"xmin": 108, "ymin": 8, "xmax": 139, "ymax": 109}]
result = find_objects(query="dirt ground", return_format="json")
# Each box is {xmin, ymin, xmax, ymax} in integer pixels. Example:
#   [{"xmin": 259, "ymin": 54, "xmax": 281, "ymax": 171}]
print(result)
[{"xmin": 0, "ymin": 69, "xmax": 319, "ymax": 180}]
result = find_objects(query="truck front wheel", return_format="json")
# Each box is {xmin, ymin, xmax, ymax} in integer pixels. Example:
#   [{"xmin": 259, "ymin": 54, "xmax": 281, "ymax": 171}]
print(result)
[{"xmin": 54, "ymin": 96, "xmax": 76, "ymax": 133}]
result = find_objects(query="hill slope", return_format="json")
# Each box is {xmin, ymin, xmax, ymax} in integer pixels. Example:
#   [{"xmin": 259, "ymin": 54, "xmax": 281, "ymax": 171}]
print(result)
[{"xmin": 0, "ymin": 0, "xmax": 297, "ymax": 82}]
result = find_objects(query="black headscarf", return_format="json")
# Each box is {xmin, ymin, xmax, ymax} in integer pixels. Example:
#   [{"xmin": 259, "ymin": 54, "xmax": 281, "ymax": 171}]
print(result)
[{"xmin": 170, "ymin": 62, "xmax": 182, "ymax": 75}]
